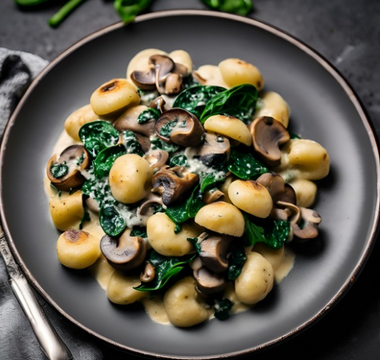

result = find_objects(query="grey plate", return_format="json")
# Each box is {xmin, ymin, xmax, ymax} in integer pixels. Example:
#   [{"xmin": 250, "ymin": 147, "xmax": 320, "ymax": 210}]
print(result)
[{"xmin": 1, "ymin": 10, "xmax": 379, "ymax": 360}]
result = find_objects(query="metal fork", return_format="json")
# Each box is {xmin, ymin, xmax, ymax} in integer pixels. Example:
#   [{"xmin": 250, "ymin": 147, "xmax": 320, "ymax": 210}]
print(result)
[{"xmin": 0, "ymin": 224, "xmax": 73, "ymax": 360}]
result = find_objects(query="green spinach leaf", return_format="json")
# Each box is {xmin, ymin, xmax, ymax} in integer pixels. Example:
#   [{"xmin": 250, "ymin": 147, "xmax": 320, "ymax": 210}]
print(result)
[
  {"xmin": 165, "ymin": 185, "xmax": 204, "ymax": 224},
  {"xmin": 93, "ymin": 145, "xmax": 126, "ymax": 179},
  {"xmin": 121, "ymin": 130, "xmax": 145, "ymax": 156},
  {"xmin": 151, "ymin": 137, "xmax": 180, "ymax": 154},
  {"xmin": 50, "ymin": 162, "xmax": 68, "ymax": 179},
  {"xmin": 245, "ymin": 217, "xmax": 290, "ymax": 250},
  {"xmin": 170, "ymin": 154, "xmax": 188, "ymax": 167},
  {"xmin": 114, "ymin": 0, "xmax": 154, "ymax": 23},
  {"xmin": 130, "ymin": 226, "xmax": 147, "ymax": 238},
  {"xmin": 137, "ymin": 107, "xmax": 161, "ymax": 124},
  {"xmin": 201, "ymin": 0, "xmax": 253, "ymax": 16},
  {"xmin": 200, "ymin": 84, "xmax": 258, "ymax": 123},
  {"xmin": 79, "ymin": 120, "xmax": 119, "ymax": 158},
  {"xmin": 173, "ymin": 85, "xmax": 226, "ymax": 119},
  {"xmin": 134, "ymin": 251, "xmax": 195, "ymax": 292},
  {"xmin": 99, "ymin": 203, "xmax": 126, "ymax": 237},
  {"xmin": 214, "ymin": 298, "xmax": 234, "ymax": 321},
  {"xmin": 228, "ymin": 148, "xmax": 268, "ymax": 180},
  {"xmin": 227, "ymin": 244, "xmax": 247, "ymax": 280}
]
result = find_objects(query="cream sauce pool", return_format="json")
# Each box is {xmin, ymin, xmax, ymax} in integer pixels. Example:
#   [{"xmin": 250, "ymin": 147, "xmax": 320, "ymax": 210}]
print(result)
[{"xmin": 46, "ymin": 129, "xmax": 295, "ymax": 326}]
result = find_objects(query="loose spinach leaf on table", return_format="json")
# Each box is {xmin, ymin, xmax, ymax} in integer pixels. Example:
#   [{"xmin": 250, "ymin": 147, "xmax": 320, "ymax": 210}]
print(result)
[
  {"xmin": 228, "ymin": 148, "xmax": 268, "ymax": 180},
  {"xmin": 99, "ymin": 203, "xmax": 126, "ymax": 237},
  {"xmin": 134, "ymin": 251, "xmax": 195, "ymax": 292},
  {"xmin": 200, "ymin": 84, "xmax": 258, "ymax": 123},
  {"xmin": 227, "ymin": 244, "xmax": 247, "ymax": 280},
  {"xmin": 201, "ymin": 0, "xmax": 253, "ymax": 16},
  {"xmin": 173, "ymin": 85, "xmax": 226, "ymax": 119},
  {"xmin": 79, "ymin": 120, "xmax": 119, "ymax": 158},
  {"xmin": 93, "ymin": 145, "xmax": 126, "ymax": 179},
  {"xmin": 214, "ymin": 298, "xmax": 234, "ymax": 321},
  {"xmin": 244, "ymin": 217, "xmax": 290, "ymax": 250},
  {"xmin": 165, "ymin": 185, "xmax": 204, "ymax": 224},
  {"xmin": 114, "ymin": 0, "xmax": 154, "ymax": 23}
]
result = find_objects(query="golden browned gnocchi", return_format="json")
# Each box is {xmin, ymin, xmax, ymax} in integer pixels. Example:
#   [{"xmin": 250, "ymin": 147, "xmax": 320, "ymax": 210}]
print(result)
[{"xmin": 46, "ymin": 48, "xmax": 330, "ymax": 328}]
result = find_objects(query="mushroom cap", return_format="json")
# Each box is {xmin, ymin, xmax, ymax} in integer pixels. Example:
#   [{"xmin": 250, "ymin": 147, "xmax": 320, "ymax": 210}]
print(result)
[
  {"xmin": 140, "ymin": 261, "xmax": 156, "ymax": 283},
  {"xmin": 100, "ymin": 230, "xmax": 147, "ymax": 272},
  {"xmin": 144, "ymin": 149, "xmax": 169, "ymax": 172},
  {"xmin": 194, "ymin": 267, "xmax": 226, "ymax": 295},
  {"xmin": 152, "ymin": 166, "xmax": 199, "ymax": 206},
  {"xmin": 292, "ymin": 207, "xmax": 322, "ymax": 242},
  {"xmin": 249, "ymin": 116, "xmax": 290, "ymax": 167},
  {"xmin": 204, "ymin": 114, "xmax": 252, "ymax": 146},
  {"xmin": 47, "ymin": 145, "xmax": 89, "ymax": 191},
  {"xmin": 194, "ymin": 201, "xmax": 245, "ymax": 237},
  {"xmin": 137, "ymin": 193, "xmax": 164, "ymax": 223},
  {"xmin": 194, "ymin": 132, "xmax": 231, "ymax": 167},
  {"xmin": 198, "ymin": 233, "xmax": 232, "ymax": 273},
  {"xmin": 113, "ymin": 105, "xmax": 156, "ymax": 137},
  {"xmin": 155, "ymin": 108, "xmax": 204, "ymax": 147},
  {"xmin": 256, "ymin": 172, "xmax": 296, "ymax": 205},
  {"xmin": 202, "ymin": 188, "xmax": 224, "ymax": 204}
]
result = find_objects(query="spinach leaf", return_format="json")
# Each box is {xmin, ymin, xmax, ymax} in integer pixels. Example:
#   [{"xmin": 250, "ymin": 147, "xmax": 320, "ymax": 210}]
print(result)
[
  {"xmin": 228, "ymin": 148, "xmax": 268, "ymax": 180},
  {"xmin": 81, "ymin": 172, "xmax": 113, "ymax": 209},
  {"xmin": 200, "ymin": 84, "xmax": 258, "ymax": 123},
  {"xmin": 151, "ymin": 137, "xmax": 180, "ymax": 154},
  {"xmin": 137, "ymin": 108, "xmax": 160, "ymax": 124},
  {"xmin": 214, "ymin": 298, "xmax": 234, "ymax": 321},
  {"xmin": 170, "ymin": 154, "xmax": 188, "ymax": 167},
  {"xmin": 134, "ymin": 251, "xmax": 195, "ymax": 292},
  {"xmin": 200, "ymin": 171, "xmax": 226, "ymax": 193},
  {"xmin": 289, "ymin": 132, "xmax": 301, "ymax": 139},
  {"xmin": 227, "ymin": 244, "xmax": 247, "ymax": 280},
  {"xmin": 93, "ymin": 145, "xmax": 126, "ymax": 179},
  {"xmin": 114, "ymin": 0, "xmax": 154, "ymax": 24},
  {"xmin": 50, "ymin": 162, "xmax": 68, "ymax": 179},
  {"xmin": 99, "ymin": 203, "xmax": 126, "ymax": 237},
  {"xmin": 130, "ymin": 226, "xmax": 147, "ymax": 238},
  {"xmin": 159, "ymin": 119, "xmax": 178, "ymax": 138},
  {"xmin": 187, "ymin": 237, "xmax": 202, "ymax": 254},
  {"xmin": 166, "ymin": 186, "xmax": 204, "ymax": 224},
  {"xmin": 173, "ymin": 85, "xmax": 226, "ymax": 119},
  {"xmin": 79, "ymin": 208, "xmax": 91, "ymax": 230},
  {"xmin": 244, "ymin": 217, "xmax": 290, "ymax": 250},
  {"xmin": 79, "ymin": 120, "xmax": 119, "ymax": 158},
  {"xmin": 121, "ymin": 130, "xmax": 144, "ymax": 156},
  {"xmin": 201, "ymin": 0, "xmax": 253, "ymax": 16}
]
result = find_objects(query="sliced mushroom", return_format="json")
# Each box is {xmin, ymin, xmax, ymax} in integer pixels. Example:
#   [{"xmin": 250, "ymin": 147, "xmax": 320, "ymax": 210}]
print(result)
[
  {"xmin": 100, "ymin": 230, "xmax": 147, "ymax": 272},
  {"xmin": 137, "ymin": 193, "xmax": 164, "ymax": 221},
  {"xmin": 202, "ymin": 188, "xmax": 224, "ymax": 204},
  {"xmin": 271, "ymin": 200, "xmax": 301, "ymax": 225},
  {"xmin": 155, "ymin": 109, "xmax": 204, "ymax": 147},
  {"xmin": 47, "ymin": 145, "xmax": 90, "ymax": 191},
  {"xmin": 198, "ymin": 233, "xmax": 232, "ymax": 273},
  {"xmin": 193, "ymin": 132, "xmax": 231, "ymax": 167},
  {"xmin": 152, "ymin": 166, "xmax": 199, "ymax": 206},
  {"xmin": 85, "ymin": 197, "xmax": 100, "ymax": 213},
  {"xmin": 256, "ymin": 172, "xmax": 296, "ymax": 205},
  {"xmin": 150, "ymin": 54, "xmax": 176, "ymax": 94},
  {"xmin": 113, "ymin": 105, "xmax": 156, "ymax": 137},
  {"xmin": 249, "ymin": 116, "xmax": 290, "ymax": 167},
  {"xmin": 144, "ymin": 149, "xmax": 169, "ymax": 172},
  {"xmin": 149, "ymin": 96, "xmax": 167, "ymax": 113},
  {"xmin": 140, "ymin": 261, "xmax": 156, "ymax": 283},
  {"xmin": 164, "ymin": 73, "xmax": 183, "ymax": 95},
  {"xmin": 194, "ymin": 267, "xmax": 226, "ymax": 295},
  {"xmin": 292, "ymin": 207, "xmax": 322, "ymax": 242}
]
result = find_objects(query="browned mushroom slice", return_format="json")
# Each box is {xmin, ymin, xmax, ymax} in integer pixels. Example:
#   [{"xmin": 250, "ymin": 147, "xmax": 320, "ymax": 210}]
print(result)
[
  {"xmin": 202, "ymin": 188, "xmax": 224, "ymax": 204},
  {"xmin": 257, "ymin": 172, "xmax": 296, "ymax": 205},
  {"xmin": 113, "ymin": 106, "xmax": 156, "ymax": 137},
  {"xmin": 198, "ymin": 233, "xmax": 232, "ymax": 273},
  {"xmin": 140, "ymin": 261, "xmax": 156, "ymax": 283},
  {"xmin": 194, "ymin": 132, "xmax": 231, "ymax": 167},
  {"xmin": 149, "ymin": 96, "xmax": 167, "ymax": 113},
  {"xmin": 100, "ymin": 230, "xmax": 147, "ymax": 272},
  {"xmin": 144, "ymin": 149, "xmax": 169, "ymax": 172},
  {"xmin": 152, "ymin": 166, "xmax": 199, "ymax": 206},
  {"xmin": 130, "ymin": 66, "xmax": 156, "ymax": 90},
  {"xmin": 194, "ymin": 267, "xmax": 226, "ymax": 295},
  {"xmin": 164, "ymin": 73, "xmax": 183, "ymax": 95},
  {"xmin": 150, "ymin": 55, "xmax": 176, "ymax": 94},
  {"xmin": 137, "ymin": 193, "xmax": 164, "ymax": 222},
  {"xmin": 47, "ymin": 145, "xmax": 89, "ymax": 191},
  {"xmin": 155, "ymin": 108, "xmax": 204, "ymax": 147},
  {"xmin": 272, "ymin": 200, "xmax": 301, "ymax": 224},
  {"xmin": 249, "ymin": 116, "xmax": 290, "ymax": 167},
  {"xmin": 292, "ymin": 207, "xmax": 322, "ymax": 241}
]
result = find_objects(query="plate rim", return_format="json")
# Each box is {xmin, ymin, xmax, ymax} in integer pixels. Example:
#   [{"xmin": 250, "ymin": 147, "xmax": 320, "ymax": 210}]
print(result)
[{"xmin": 1, "ymin": 9, "xmax": 379, "ymax": 359}]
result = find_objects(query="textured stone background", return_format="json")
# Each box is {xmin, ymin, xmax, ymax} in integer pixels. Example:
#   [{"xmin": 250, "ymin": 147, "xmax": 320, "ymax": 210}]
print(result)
[{"xmin": 0, "ymin": 0, "xmax": 379, "ymax": 359}]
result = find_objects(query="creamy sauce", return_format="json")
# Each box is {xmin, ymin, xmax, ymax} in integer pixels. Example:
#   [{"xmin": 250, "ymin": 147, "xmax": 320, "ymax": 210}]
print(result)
[{"xmin": 47, "ymin": 123, "xmax": 296, "ymax": 328}]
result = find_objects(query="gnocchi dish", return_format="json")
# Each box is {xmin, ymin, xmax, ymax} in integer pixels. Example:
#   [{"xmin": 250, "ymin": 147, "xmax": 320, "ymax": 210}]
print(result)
[{"xmin": 45, "ymin": 48, "xmax": 330, "ymax": 327}]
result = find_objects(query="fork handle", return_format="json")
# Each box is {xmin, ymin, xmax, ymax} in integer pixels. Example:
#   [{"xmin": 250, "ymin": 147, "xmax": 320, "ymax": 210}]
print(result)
[{"xmin": 11, "ymin": 274, "xmax": 73, "ymax": 360}]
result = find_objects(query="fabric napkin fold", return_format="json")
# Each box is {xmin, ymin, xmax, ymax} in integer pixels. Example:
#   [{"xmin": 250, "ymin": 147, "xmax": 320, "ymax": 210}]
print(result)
[{"xmin": 0, "ymin": 48, "xmax": 103, "ymax": 360}]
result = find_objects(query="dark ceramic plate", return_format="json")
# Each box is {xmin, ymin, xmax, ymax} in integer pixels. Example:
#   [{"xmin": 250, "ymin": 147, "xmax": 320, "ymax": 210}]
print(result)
[{"xmin": 1, "ymin": 10, "xmax": 379, "ymax": 359}]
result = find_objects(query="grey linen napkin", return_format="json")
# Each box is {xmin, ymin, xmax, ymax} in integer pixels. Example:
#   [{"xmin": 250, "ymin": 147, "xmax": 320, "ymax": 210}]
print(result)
[{"xmin": 0, "ymin": 48, "xmax": 103, "ymax": 360}]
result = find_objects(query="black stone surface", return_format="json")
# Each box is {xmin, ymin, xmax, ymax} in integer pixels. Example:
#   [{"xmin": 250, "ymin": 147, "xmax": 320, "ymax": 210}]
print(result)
[{"xmin": 0, "ymin": 0, "xmax": 379, "ymax": 359}]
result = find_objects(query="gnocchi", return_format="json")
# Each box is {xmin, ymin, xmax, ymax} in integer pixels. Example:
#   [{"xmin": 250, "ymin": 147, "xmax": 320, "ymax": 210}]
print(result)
[{"xmin": 45, "ymin": 48, "xmax": 330, "ymax": 328}]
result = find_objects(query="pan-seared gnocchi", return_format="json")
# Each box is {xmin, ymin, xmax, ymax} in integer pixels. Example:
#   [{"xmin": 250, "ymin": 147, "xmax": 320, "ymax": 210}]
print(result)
[{"xmin": 45, "ymin": 48, "xmax": 330, "ymax": 328}]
